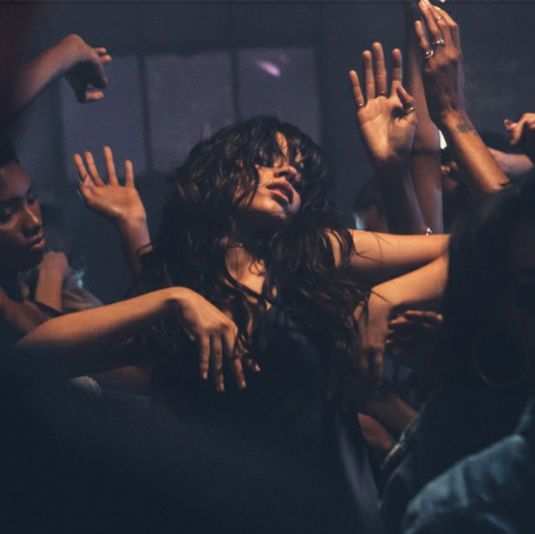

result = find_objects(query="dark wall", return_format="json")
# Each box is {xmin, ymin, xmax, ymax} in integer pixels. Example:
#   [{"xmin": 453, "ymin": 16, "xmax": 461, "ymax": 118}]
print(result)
[{"xmin": 12, "ymin": 0, "xmax": 535, "ymax": 302}]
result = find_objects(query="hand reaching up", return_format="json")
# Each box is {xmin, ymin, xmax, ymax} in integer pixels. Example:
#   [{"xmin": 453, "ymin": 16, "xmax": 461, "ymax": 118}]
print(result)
[
  {"xmin": 350, "ymin": 43, "xmax": 417, "ymax": 169},
  {"xmin": 414, "ymin": 0, "xmax": 465, "ymax": 124},
  {"xmin": 74, "ymin": 146, "xmax": 146, "ymax": 225}
]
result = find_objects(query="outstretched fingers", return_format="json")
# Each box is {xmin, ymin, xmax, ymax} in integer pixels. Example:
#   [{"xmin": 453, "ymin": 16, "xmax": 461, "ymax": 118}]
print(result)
[
  {"xmin": 125, "ymin": 160, "xmax": 135, "ymax": 187},
  {"xmin": 414, "ymin": 19, "xmax": 432, "ymax": 59},
  {"xmin": 103, "ymin": 146, "xmax": 118, "ymax": 185},
  {"xmin": 349, "ymin": 70, "xmax": 366, "ymax": 109},
  {"xmin": 396, "ymin": 84, "xmax": 416, "ymax": 117},
  {"xmin": 372, "ymin": 42, "xmax": 388, "ymax": 97},
  {"xmin": 363, "ymin": 50, "xmax": 376, "ymax": 101},
  {"xmin": 73, "ymin": 153, "xmax": 90, "ymax": 184},
  {"xmin": 83, "ymin": 151, "xmax": 105, "ymax": 186},
  {"xmin": 434, "ymin": 5, "xmax": 460, "ymax": 48},
  {"xmin": 390, "ymin": 48, "xmax": 403, "ymax": 92},
  {"xmin": 418, "ymin": 0, "xmax": 444, "ymax": 47}
]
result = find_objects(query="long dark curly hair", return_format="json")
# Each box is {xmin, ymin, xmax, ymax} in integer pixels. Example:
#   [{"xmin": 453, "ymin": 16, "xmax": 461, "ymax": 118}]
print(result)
[
  {"xmin": 145, "ymin": 117, "xmax": 367, "ymax": 387},
  {"xmin": 440, "ymin": 177, "xmax": 535, "ymax": 387}
]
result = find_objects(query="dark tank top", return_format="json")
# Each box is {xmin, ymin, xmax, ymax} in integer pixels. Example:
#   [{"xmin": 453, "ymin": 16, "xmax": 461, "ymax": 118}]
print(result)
[{"xmin": 158, "ymin": 303, "xmax": 382, "ymax": 533}]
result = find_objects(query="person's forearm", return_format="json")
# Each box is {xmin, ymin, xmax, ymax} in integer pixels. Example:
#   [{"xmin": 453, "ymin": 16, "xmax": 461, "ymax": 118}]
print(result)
[
  {"xmin": 116, "ymin": 217, "xmax": 152, "ymax": 289},
  {"xmin": 13, "ymin": 34, "xmax": 84, "ymax": 114},
  {"xmin": 34, "ymin": 268, "xmax": 64, "ymax": 312},
  {"xmin": 348, "ymin": 230, "xmax": 448, "ymax": 286},
  {"xmin": 405, "ymin": 5, "xmax": 443, "ymax": 232},
  {"xmin": 366, "ymin": 392, "xmax": 417, "ymax": 435},
  {"xmin": 372, "ymin": 253, "xmax": 448, "ymax": 310},
  {"xmin": 14, "ymin": 287, "xmax": 180, "ymax": 375},
  {"xmin": 376, "ymin": 162, "xmax": 428, "ymax": 234},
  {"xmin": 439, "ymin": 111, "xmax": 509, "ymax": 196}
]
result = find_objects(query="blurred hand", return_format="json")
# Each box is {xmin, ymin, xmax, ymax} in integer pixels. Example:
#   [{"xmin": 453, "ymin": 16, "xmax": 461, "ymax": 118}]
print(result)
[
  {"xmin": 354, "ymin": 291, "xmax": 396, "ymax": 385},
  {"xmin": 62, "ymin": 34, "xmax": 111, "ymax": 103},
  {"xmin": 504, "ymin": 114, "xmax": 535, "ymax": 162},
  {"xmin": 386, "ymin": 309, "xmax": 443, "ymax": 370}
]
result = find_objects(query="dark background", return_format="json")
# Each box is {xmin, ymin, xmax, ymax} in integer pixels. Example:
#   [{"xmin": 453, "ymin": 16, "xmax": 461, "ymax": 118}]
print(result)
[{"xmin": 11, "ymin": 0, "xmax": 535, "ymax": 302}]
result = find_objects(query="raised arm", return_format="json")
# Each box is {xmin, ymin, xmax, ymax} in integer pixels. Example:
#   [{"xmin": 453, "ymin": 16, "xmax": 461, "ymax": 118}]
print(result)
[
  {"xmin": 415, "ymin": 1, "xmax": 509, "ymax": 196},
  {"xmin": 405, "ymin": 1, "xmax": 443, "ymax": 232},
  {"xmin": 13, "ymin": 34, "xmax": 111, "ymax": 115},
  {"xmin": 350, "ymin": 43, "xmax": 427, "ymax": 234},
  {"xmin": 73, "ymin": 147, "xmax": 150, "ymax": 288}
]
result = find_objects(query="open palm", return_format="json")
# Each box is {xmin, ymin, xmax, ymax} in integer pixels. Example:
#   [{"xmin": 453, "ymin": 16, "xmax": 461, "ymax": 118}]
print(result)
[
  {"xmin": 74, "ymin": 147, "xmax": 146, "ymax": 223},
  {"xmin": 350, "ymin": 44, "xmax": 417, "ymax": 167}
]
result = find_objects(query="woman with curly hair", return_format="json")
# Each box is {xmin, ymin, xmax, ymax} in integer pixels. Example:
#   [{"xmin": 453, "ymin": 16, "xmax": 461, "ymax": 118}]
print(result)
[{"xmin": 76, "ymin": 119, "xmax": 447, "ymax": 533}]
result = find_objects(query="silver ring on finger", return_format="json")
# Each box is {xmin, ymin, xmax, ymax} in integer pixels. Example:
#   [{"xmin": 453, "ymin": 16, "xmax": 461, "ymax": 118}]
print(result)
[
  {"xmin": 357, "ymin": 102, "xmax": 366, "ymax": 108},
  {"xmin": 424, "ymin": 49, "xmax": 434, "ymax": 60},
  {"xmin": 432, "ymin": 38, "xmax": 446, "ymax": 47},
  {"xmin": 404, "ymin": 106, "xmax": 416, "ymax": 115}
]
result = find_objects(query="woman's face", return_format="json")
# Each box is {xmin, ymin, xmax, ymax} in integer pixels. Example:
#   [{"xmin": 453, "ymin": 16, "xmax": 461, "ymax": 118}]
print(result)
[
  {"xmin": 238, "ymin": 133, "xmax": 303, "ymax": 227},
  {"xmin": 0, "ymin": 161, "xmax": 45, "ymax": 273},
  {"xmin": 504, "ymin": 221, "xmax": 535, "ymax": 382}
]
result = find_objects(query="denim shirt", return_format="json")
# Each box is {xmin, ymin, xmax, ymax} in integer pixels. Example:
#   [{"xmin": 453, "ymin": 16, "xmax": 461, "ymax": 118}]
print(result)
[
  {"xmin": 380, "ymin": 383, "xmax": 528, "ymax": 534},
  {"xmin": 402, "ymin": 398, "xmax": 535, "ymax": 534}
]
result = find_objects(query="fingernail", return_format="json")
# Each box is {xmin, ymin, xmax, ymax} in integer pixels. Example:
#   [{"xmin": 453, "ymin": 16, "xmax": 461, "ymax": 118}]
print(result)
[
  {"xmin": 201, "ymin": 371, "xmax": 208, "ymax": 380},
  {"xmin": 240, "ymin": 380, "xmax": 247, "ymax": 390},
  {"xmin": 504, "ymin": 119, "xmax": 513, "ymax": 128},
  {"xmin": 217, "ymin": 383, "xmax": 225, "ymax": 393}
]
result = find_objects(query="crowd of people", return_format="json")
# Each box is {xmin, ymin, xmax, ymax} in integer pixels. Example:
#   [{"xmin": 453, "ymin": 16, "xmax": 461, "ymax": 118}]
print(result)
[{"xmin": 0, "ymin": 0, "xmax": 534, "ymax": 532}]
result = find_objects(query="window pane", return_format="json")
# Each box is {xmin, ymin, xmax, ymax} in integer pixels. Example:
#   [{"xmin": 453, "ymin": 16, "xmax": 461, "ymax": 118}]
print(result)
[
  {"xmin": 60, "ymin": 56, "xmax": 147, "ymax": 182},
  {"xmin": 237, "ymin": 47, "xmax": 320, "ymax": 143},
  {"xmin": 145, "ymin": 52, "xmax": 235, "ymax": 172}
]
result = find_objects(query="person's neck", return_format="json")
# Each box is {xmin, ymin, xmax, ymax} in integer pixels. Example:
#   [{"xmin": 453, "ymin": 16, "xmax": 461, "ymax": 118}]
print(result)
[
  {"xmin": 225, "ymin": 228, "xmax": 266, "ymax": 293},
  {"xmin": 0, "ymin": 270, "xmax": 23, "ymax": 301}
]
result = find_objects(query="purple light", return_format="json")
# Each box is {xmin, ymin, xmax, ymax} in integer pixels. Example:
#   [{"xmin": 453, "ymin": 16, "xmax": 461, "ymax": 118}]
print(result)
[{"xmin": 255, "ymin": 60, "xmax": 281, "ymax": 77}]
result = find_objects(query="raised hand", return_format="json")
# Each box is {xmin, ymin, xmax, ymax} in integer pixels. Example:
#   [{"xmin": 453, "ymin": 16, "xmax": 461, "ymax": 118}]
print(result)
[
  {"xmin": 63, "ymin": 34, "xmax": 111, "ymax": 103},
  {"xmin": 414, "ymin": 1, "xmax": 465, "ymax": 124},
  {"xmin": 349, "ymin": 43, "xmax": 417, "ymax": 168},
  {"xmin": 74, "ymin": 146, "xmax": 146, "ymax": 224}
]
